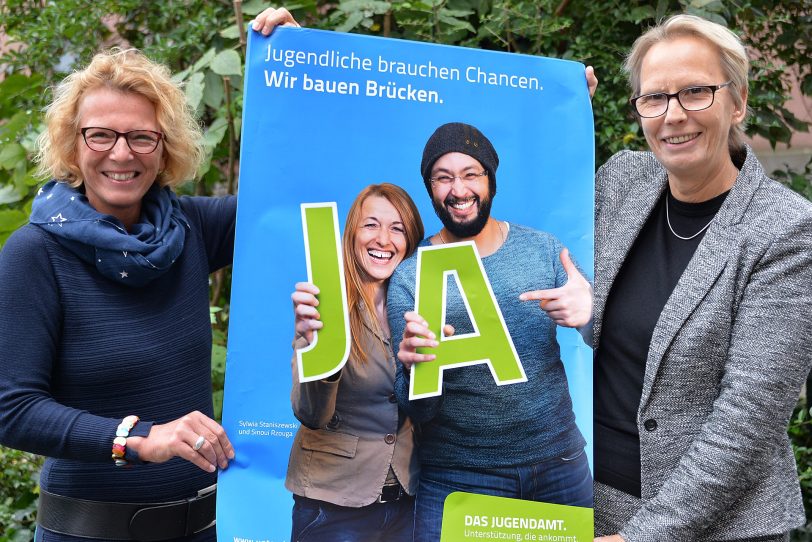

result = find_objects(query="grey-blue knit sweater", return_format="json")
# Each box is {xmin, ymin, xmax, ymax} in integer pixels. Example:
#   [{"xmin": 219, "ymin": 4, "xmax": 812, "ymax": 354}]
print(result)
[{"xmin": 388, "ymin": 224, "xmax": 586, "ymax": 468}]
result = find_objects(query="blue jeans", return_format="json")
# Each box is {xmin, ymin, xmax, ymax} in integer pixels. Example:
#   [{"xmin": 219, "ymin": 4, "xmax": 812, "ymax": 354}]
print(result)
[
  {"xmin": 291, "ymin": 493, "xmax": 415, "ymax": 542},
  {"xmin": 414, "ymin": 448, "xmax": 592, "ymax": 542}
]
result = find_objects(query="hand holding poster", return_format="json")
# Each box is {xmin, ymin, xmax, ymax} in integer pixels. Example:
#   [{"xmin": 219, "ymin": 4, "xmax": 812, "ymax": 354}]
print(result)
[
  {"xmin": 220, "ymin": 26, "xmax": 594, "ymax": 542},
  {"xmin": 408, "ymin": 240, "xmax": 526, "ymax": 400},
  {"xmin": 295, "ymin": 203, "xmax": 351, "ymax": 382}
]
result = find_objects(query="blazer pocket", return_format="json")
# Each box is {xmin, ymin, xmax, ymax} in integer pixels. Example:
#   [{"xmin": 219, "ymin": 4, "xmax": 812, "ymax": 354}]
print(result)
[{"xmin": 300, "ymin": 427, "xmax": 359, "ymax": 458}]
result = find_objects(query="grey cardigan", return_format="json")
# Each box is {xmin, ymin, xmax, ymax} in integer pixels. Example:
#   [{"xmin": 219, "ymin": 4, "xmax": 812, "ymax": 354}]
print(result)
[
  {"xmin": 594, "ymin": 146, "xmax": 812, "ymax": 541},
  {"xmin": 285, "ymin": 311, "xmax": 418, "ymax": 507}
]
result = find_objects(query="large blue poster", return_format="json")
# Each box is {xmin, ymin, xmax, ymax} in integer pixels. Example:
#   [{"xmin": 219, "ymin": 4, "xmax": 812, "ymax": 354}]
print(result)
[{"xmin": 220, "ymin": 27, "xmax": 594, "ymax": 541}]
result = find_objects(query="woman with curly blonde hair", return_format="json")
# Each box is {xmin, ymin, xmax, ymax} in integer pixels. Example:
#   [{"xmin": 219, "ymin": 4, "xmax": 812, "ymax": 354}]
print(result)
[
  {"xmin": 0, "ymin": 8, "xmax": 297, "ymax": 542},
  {"xmin": 36, "ymin": 47, "xmax": 203, "ymax": 192}
]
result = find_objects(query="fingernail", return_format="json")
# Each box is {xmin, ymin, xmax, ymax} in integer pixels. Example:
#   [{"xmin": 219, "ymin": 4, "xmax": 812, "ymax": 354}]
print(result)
[
  {"xmin": 208, "ymin": 464, "xmax": 216, "ymax": 472},
  {"xmin": 229, "ymin": 451, "xmax": 235, "ymax": 459},
  {"xmin": 519, "ymin": 294, "xmax": 527, "ymax": 300},
  {"xmin": 251, "ymin": 20, "xmax": 259, "ymax": 30}
]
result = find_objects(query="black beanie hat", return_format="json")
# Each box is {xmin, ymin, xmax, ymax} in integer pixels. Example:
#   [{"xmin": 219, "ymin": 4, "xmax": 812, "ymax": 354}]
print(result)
[{"xmin": 420, "ymin": 122, "xmax": 499, "ymax": 196}]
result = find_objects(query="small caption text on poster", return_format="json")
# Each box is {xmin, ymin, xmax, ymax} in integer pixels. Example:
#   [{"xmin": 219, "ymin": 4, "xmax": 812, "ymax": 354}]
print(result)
[{"xmin": 237, "ymin": 419, "xmax": 298, "ymax": 439}]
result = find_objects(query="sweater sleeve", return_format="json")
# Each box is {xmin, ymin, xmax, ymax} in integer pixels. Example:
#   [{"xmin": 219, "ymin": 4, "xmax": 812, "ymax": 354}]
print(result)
[
  {"xmin": 620, "ymin": 214, "xmax": 812, "ymax": 541},
  {"xmin": 387, "ymin": 256, "xmax": 444, "ymax": 423},
  {"xmin": 0, "ymin": 227, "xmax": 152, "ymax": 461},
  {"xmin": 180, "ymin": 195, "xmax": 237, "ymax": 272}
]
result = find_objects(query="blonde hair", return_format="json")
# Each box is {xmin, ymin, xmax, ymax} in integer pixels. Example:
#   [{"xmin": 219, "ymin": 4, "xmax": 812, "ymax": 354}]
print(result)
[
  {"xmin": 37, "ymin": 48, "xmax": 203, "ymax": 188},
  {"xmin": 343, "ymin": 183, "xmax": 424, "ymax": 363},
  {"xmin": 624, "ymin": 14, "xmax": 750, "ymax": 151}
]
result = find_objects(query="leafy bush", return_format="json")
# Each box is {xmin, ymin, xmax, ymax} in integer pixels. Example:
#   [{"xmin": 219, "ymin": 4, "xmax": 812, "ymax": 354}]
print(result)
[
  {"xmin": 791, "ymin": 402, "xmax": 812, "ymax": 540},
  {"xmin": 774, "ymin": 157, "xmax": 812, "ymax": 202},
  {"xmin": 0, "ymin": 447, "xmax": 42, "ymax": 542},
  {"xmin": 313, "ymin": 0, "xmax": 810, "ymax": 165}
]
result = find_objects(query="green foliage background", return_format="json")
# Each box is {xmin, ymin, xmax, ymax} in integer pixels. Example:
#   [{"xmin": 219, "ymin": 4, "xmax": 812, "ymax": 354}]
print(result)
[{"xmin": 0, "ymin": 0, "xmax": 809, "ymax": 540}]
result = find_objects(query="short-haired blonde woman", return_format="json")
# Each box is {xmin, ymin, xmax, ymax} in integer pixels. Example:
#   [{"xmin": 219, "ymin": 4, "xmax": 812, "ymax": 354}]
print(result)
[
  {"xmin": 592, "ymin": 14, "xmax": 812, "ymax": 542},
  {"xmin": 0, "ymin": 8, "xmax": 297, "ymax": 542},
  {"xmin": 287, "ymin": 183, "xmax": 424, "ymax": 542}
]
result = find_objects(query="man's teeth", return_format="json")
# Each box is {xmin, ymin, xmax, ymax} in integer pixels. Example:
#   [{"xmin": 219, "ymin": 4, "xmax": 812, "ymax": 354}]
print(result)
[
  {"xmin": 106, "ymin": 172, "xmax": 137, "ymax": 181},
  {"xmin": 665, "ymin": 133, "xmax": 698, "ymax": 144},
  {"xmin": 368, "ymin": 249, "xmax": 393, "ymax": 260},
  {"xmin": 450, "ymin": 198, "xmax": 475, "ymax": 210}
]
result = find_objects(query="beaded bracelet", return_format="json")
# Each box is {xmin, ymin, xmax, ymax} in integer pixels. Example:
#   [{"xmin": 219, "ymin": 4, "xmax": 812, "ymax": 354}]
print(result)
[{"xmin": 112, "ymin": 415, "xmax": 139, "ymax": 466}]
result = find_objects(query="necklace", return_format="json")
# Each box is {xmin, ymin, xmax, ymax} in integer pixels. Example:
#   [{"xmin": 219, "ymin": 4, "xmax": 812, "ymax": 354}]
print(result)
[
  {"xmin": 665, "ymin": 197, "xmax": 714, "ymax": 240},
  {"xmin": 437, "ymin": 221, "xmax": 506, "ymax": 245}
]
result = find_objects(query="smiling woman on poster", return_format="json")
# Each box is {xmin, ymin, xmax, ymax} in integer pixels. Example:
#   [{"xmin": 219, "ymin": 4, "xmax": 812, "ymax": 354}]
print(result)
[
  {"xmin": 592, "ymin": 14, "xmax": 812, "ymax": 541},
  {"xmin": 287, "ymin": 183, "xmax": 424, "ymax": 542}
]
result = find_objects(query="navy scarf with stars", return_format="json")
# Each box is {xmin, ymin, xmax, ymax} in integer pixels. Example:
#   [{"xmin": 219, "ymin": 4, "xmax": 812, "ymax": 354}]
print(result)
[{"xmin": 29, "ymin": 180, "xmax": 189, "ymax": 287}]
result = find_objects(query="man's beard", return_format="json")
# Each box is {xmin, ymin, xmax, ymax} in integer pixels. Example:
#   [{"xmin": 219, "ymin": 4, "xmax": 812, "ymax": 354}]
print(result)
[{"xmin": 432, "ymin": 193, "xmax": 493, "ymax": 239}]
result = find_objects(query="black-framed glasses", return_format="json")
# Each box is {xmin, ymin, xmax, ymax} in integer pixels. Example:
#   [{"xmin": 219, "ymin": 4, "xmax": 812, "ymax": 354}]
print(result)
[
  {"xmin": 430, "ymin": 171, "xmax": 488, "ymax": 186},
  {"xmin": 630, "ymin": 81, "xmax": 733, "ymax": 118},
  {"xmin": 79, "ymin": 127, "xmax": 163, "ymax": 154}
]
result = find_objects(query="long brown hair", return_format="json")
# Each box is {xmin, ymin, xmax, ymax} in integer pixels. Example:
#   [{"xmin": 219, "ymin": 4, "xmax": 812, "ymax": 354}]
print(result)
[{"xmin": 343, "ymin": 183, "xmax": 424, "ymax": 363}]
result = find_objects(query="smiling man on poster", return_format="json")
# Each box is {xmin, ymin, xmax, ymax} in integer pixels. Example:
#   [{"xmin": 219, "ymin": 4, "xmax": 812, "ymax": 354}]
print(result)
[{"xmin": 389, "ymin": 122, "xmax": 593, "ymax": 542}]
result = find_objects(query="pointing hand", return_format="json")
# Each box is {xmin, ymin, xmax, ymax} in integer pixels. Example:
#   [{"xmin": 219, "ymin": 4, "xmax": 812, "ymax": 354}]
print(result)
[{"xmin": 519, "ymin": 248, "xmax": 592, "ymax": 328}]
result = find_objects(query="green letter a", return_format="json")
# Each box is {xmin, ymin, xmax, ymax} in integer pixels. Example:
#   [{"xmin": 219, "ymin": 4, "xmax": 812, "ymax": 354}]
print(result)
[
  {"xmin": 410, "ymin": 241, "xmax": 526, "ymax": 399},
  {"xmin": 296, "ymin": 203, "xmax": 350, "ymax": 382}
]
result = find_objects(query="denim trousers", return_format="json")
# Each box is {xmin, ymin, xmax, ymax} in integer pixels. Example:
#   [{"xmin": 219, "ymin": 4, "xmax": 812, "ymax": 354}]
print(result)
[
  {"xmin": 290, "ymin": 493, "xmax": 415, "ymax": 542},
  {"xmin": 414, "ymin": 448, "xmax": 593, "ymax": 542}
]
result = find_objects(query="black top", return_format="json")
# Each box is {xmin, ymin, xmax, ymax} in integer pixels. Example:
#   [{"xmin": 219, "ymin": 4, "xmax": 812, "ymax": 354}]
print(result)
[{"xmin": 595, "ymin": 187, "xmax": 729, "ymax": 497}]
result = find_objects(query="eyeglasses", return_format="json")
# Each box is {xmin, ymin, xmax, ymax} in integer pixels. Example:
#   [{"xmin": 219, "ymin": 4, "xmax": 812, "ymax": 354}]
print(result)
[
  {"xmin": 430, "ymin": 171, "xmax": 488, "ymax": 186},
  {"xmin": 79, "ymin": 127, "xmax": 163, "ymax": 154},
  {"xmin": 630, "ymin": 82, "xmax": 733, "ymax": 118}
]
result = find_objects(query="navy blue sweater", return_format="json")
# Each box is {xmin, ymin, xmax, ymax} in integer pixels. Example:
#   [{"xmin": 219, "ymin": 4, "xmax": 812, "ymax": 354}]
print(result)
[{"xmin": 0, "ymin": 195, "xmax": 235, "ymax": 505}]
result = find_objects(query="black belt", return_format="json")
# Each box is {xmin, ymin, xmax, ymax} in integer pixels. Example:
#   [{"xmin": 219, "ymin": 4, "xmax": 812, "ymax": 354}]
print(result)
[
  {"xmin": 37, "ymin": 485, "xmax": 216, "ymax": 541},
  {"xmin": 376, "ymin": 483, "xmax": 404, "ymax": 503}
]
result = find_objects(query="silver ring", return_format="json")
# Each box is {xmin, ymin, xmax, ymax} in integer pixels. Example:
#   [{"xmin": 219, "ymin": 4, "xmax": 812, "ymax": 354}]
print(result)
[{"xmin": 193, "ymin": 435, "xmax": 206, "ymax": 451}]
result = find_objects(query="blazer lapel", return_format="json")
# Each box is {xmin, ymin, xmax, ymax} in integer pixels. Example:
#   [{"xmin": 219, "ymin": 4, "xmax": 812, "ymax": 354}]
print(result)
[
  {"xmin": 639, "ymin": 230, "xmax": 731, "ymax": 409},
  {"xmin": 638, "ymin": 152, "xmax": 764, "ymax": 410}
]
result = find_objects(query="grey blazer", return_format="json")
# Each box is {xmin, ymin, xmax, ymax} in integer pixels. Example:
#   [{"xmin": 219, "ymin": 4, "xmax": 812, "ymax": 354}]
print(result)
[
  {"xmin": 285, "ymin": 310, "xmax": 418, "ymax": 507},
  {"xmin": 594, "ymin": 146, "xmax": 812, "ymax": 541}
]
